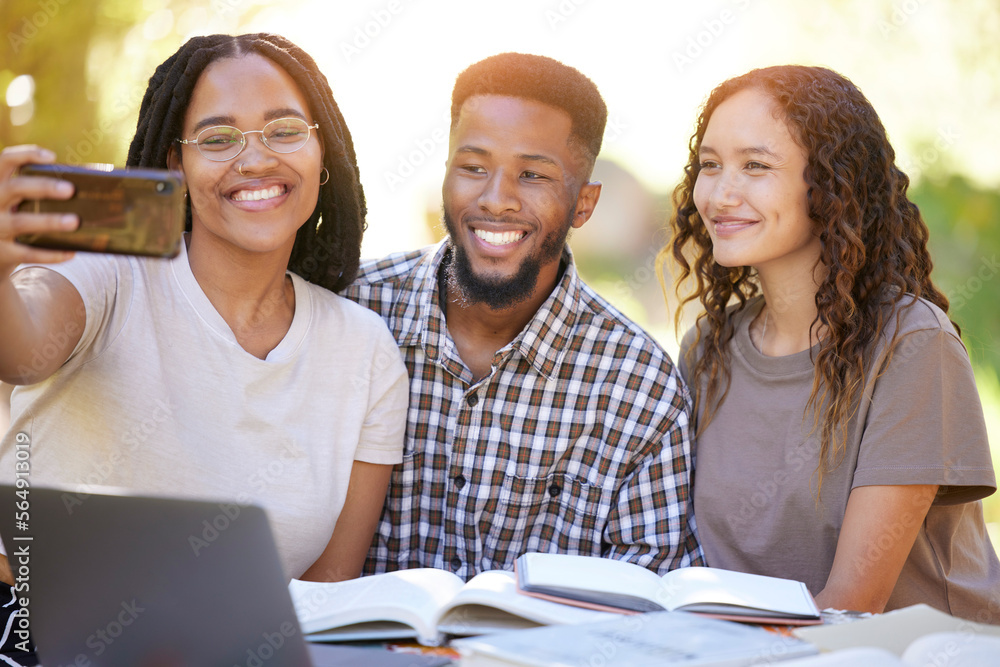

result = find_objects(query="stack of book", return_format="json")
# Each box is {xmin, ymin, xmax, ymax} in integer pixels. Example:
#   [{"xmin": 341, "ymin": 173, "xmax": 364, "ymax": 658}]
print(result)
[{"xmin": 288, "ymin": 553, "xmax": 1000, "ymax": 666}]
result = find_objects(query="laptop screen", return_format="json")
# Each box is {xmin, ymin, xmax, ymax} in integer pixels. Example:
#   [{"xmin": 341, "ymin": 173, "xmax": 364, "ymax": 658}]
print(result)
[{"xmin": 0, "ymin": 484, "xmax": 314, "ymax": 666}]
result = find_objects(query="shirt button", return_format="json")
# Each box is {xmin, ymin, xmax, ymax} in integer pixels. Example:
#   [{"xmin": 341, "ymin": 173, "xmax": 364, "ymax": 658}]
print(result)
[
  {"xmin": 548, "ymin": 483, "xmax": 561, "ymax": 498},
  {"xmin": 466, "ymin": 393, "xmax": 479, "ymax": 407},
  {"xmin": 454, "ymin": 474, "xmax": 466, "ymax": 489},
  {"xmin": 451, "ymin": 556, "xmax": 462, "ymax": 571}
]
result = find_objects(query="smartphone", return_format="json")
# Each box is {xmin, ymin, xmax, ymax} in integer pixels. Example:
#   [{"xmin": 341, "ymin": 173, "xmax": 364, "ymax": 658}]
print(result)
[{"xmin": 15, "ymin": 163, "xmax": 186, "ymax": 258}]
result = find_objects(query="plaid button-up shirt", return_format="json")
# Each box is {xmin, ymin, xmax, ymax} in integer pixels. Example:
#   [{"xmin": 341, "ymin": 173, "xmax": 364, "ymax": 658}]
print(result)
[{"xmin": 342, "ymin": 241, "xmax": 703, "ymax": 580}]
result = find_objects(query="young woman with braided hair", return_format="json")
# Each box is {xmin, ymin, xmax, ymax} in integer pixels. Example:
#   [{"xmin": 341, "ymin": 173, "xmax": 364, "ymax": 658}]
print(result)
[
  {"xmin": 0, "ymin": 32, "xmax": 407, "ymax": 595},
  {"xmin": 666, "ymin": 65, "xmax": 999, "ymax": 620}
]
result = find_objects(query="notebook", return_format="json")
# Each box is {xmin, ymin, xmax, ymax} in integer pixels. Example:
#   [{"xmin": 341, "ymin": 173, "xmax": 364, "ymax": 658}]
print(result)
[{"xmin": 0, "ymin": 484, "xmax": 450, "ymax": 667}]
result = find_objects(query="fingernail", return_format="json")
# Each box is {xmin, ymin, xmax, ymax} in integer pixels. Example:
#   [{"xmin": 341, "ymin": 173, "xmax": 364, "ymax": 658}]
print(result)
[
  {"xmin": 61, "ymin": 215, "xmax": 78, "ymax": 228},
  {"xmin": 56, "ymin": 181, "xmax": 73, "ymax": 196},
  {"xmin": 42, "ymin": 149, "xmax": 57, "ymax": 161}
]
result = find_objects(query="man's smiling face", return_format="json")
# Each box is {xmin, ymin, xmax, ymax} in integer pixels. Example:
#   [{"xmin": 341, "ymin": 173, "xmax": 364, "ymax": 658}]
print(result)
[{"xmin": 441, "ymin": 94, "xmax": 594, "ymax": 310}]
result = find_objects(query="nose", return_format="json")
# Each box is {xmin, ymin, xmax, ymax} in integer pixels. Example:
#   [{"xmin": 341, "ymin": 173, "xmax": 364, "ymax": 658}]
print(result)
[
  {"xmin": 708, "ymin": 168, "xmax": 742, "ymax": 209},
  {"xmin": 234, "ymin": 131, "xmax": 277, "ymax": 172},
  {"xmin": 477, "ymin": 169, "xmax": 521, "ymax": 216}
]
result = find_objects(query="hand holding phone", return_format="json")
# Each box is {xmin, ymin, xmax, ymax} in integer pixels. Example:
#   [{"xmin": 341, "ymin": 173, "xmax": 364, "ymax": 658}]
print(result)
[
  {"xmin": 0, "ymin": 146, "xmax": 80, "ymax": 275},
  {"xmin": 14, "ymin": 163, "xmax": 186, "ymax": 258}
]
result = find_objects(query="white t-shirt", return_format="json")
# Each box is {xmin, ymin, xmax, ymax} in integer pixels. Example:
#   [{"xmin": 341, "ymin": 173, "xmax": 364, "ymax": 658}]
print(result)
[{"xmin": 0, "ymin": 242, "xmax": 408, "ymax": 579}]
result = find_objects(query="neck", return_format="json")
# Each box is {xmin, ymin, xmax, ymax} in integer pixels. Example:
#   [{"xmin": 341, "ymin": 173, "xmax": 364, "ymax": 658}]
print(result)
[
  {"xmin": 755, "ymin": 264, "xmax": 827, "ymax": 357},
  {"xmin": 186, "ymin": 230, "xmax": 296, "ymax": 359},
  {"xmin": 440, "ymin": 259, "xmax": 559, "ymax": 381}
]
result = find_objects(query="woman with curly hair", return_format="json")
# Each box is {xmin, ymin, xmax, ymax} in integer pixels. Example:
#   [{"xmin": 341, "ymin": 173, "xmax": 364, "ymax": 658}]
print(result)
[{"xmin": 665, "ymin": 65, "xmax": 999, "ymax": 620}]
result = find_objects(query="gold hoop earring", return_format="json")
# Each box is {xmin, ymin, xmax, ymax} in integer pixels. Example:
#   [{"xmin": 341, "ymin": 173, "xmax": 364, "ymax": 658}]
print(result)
[
  {"xmin": 238, "ymin": 163, "xmax": 246, "ymax": 176},
  {"xmin": 319, "ymin": 167, "xmax": 330, "ymax": 186}
]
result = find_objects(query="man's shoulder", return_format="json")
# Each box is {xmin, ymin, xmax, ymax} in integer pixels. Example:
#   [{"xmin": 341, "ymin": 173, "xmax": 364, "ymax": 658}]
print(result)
[
  {"xmin": 341, "ymin": 245, "xmax": 439, "ymax": 313},
  {"xmin": 352, "ymin": 246, "xmax": 435, "ymax": 288},
  {"xmin": 569, "ymin": 279, "xmax": 677, "ymax": 367}
]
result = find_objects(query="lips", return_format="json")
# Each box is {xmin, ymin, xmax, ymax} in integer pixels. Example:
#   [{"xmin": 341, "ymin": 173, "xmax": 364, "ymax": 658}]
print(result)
[{"xmin": 711, "ymin": 215, "xmax": 758, "ymax": 235}]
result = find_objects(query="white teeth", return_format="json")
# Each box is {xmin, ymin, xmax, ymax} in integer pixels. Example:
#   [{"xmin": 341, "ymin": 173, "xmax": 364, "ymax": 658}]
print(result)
[
  {"xmin": 232, "ymin": 185, "xmax": 284, "ymax": 202},
  {"xmin": 474, "ymin": 229, "xmax": 524, "ymax": 246}
]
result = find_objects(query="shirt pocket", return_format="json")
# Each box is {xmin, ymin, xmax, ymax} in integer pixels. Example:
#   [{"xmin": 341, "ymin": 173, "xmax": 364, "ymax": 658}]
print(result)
[{"xmin": 477, "ymin": 471, "xmax": 611, "ymax": 571}]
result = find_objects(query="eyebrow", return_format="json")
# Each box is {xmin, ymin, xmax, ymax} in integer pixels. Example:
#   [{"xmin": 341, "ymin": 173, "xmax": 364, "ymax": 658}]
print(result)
[
  {"xmin": 190, "ymin": 108, "xmax": 309, "ymax": 134},
  {"xmin": 454, "ymin": 146, "xmax": 559, "ymax": 168},
  {"xmin": 699, "ymin": 144, "xmax": 783, "ymax": 160},
  {"xmin": 515, "ymin": 152, "xmax": 559, "ymax": 168}
]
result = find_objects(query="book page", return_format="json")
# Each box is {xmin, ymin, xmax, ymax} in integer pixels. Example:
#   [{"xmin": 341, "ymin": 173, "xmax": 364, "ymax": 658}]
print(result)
[
  {"xmin": 661, "ymin": 566, "xmax": 819, "ymax": 618},
  {"xmin": 516, "ymin": 553, "xmax": 667, "ymax": 611},
  {"xmin": 453, "ymin": 610, "xmax": 818, "ymax": 666},
  {"xmin": 793, "ymin": 604, "xmax": 1000, "ymax": 655},
  {"xmin": 289, "ymin": 569, "xmax": 465, "ymax": 644},
  {"xmin": 437, "ymin": 569, "xmax": 622, "ymax": 636}
]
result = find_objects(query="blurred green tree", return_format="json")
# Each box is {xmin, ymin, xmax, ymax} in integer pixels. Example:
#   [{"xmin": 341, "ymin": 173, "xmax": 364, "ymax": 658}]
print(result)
[{"xmin": 913, "ymin": 176, "xmax": 1000, "ymax": 378}]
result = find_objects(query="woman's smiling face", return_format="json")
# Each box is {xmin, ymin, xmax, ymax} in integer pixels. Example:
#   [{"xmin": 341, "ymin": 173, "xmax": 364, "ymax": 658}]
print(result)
[
  {"xmin": 171, "ymin": 53, "xmax": 323, "ymax": 256},
  {"xmin": 694, "ymin": 87, "xmax": 819, "ymax": 277}
]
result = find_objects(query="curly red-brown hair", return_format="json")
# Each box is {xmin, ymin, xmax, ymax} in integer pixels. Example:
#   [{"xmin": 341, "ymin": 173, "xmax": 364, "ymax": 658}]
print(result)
[{"xmin": 662, "ymin": 65, "xmax": 953, "ymax": 488}]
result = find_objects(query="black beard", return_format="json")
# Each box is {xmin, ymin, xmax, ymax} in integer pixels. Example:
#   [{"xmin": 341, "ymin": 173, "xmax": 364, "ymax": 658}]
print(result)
[{"xmin": 442, "ymin": 209, "xmax": 573, "ymax": 311}]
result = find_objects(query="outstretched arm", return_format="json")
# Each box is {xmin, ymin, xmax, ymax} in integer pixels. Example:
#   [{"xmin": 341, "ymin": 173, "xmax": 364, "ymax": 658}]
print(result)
[
  {"xmin": 0, "ymin": 146, "xmax": 84, "ymax": 385},
  {"xmin": 816, "ymin": 483, "xmax": 937, "ymax": 613},
  {"xmin": 299, "ymin": 461, "xmax": 393, "ymax": 582}
]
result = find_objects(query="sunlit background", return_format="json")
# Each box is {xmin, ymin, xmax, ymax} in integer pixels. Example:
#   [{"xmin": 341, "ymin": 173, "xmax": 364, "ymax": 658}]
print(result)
[{"xmin": 2, "ymin": 0, "xmax": 999, "ymax": 541}]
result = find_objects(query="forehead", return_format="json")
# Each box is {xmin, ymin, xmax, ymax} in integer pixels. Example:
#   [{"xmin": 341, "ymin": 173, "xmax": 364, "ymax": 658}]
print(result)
[
  {"xmin": 451, "ymin": 95, "xmax": 576, "ymax": 161},
  {"xmin": 703, "ymin": 88, "xmax": 799, "ymax": 151},
  {"xmin": 183, "ymin": 53, "xmax": 311, "ymax": 128}
]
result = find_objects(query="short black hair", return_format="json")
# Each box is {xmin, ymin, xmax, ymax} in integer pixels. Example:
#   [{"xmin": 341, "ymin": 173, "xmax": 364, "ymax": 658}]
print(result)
[
  {"xmin": 450, "ymin": 53, "xmax": 607, "ymax": 172},
  {"xmin": 127, "ymin": 33, "xmax": 365, "ymax": 293}
]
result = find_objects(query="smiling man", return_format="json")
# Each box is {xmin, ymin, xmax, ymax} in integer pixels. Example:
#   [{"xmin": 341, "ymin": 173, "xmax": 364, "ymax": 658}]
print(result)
[{"xmin": 343, "ymin": 53, "xmax": 703, "ymax": 580}]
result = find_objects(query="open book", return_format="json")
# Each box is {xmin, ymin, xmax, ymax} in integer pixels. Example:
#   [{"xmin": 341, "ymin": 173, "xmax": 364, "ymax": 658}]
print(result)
[
  {"xmin": 453, "ymin": 610, "xmax": 819, "ymax": 667},
  {"xmin": 515, "ymin": 553, "xmax": 822, "ymax": 625},
  {"xmin": 289, "ymin": 568, "xmax": 622, "ymax": 646},
  {"xmin": 791, "ymin": 603, "xmax": 1000, "ymax": 659}
]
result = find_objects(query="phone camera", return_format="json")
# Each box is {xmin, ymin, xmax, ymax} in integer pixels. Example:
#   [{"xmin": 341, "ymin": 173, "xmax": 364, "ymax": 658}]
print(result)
[{"xmin": 156, "ymin": 182, "xmax": 173, "ymax": 194}]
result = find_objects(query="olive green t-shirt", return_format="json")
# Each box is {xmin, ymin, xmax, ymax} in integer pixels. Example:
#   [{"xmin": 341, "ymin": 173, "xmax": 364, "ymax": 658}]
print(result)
[{"xmin": 682, "ymin": 295, "xmax": 1000, "ymax": 623}]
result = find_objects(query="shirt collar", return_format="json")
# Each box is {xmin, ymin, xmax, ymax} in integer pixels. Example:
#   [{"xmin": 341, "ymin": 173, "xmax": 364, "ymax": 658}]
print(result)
[{"xmin": 398, "ymin": 239, "xmax": 582, "ymax": 381}]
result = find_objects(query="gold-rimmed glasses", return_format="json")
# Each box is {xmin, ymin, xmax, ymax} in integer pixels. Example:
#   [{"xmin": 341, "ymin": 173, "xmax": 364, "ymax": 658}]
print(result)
[{"xmin": 176, "ymin": 117, "xmax": 319, "ymax": 162}]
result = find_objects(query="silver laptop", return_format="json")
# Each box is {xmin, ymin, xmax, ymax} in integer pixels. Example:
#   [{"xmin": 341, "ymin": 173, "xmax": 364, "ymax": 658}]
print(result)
[{"xmin": 0, "ymin": 485, "xmax": 450, "ymax": 667}]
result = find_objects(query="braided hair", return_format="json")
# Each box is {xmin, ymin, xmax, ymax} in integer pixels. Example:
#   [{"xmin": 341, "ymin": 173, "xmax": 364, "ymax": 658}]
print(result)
[{"xmin": 127, "ymin": 33, "xmax": 366, "ymax": 292}]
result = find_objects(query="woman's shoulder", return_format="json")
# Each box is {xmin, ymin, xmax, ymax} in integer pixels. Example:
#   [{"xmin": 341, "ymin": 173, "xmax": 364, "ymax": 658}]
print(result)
[
  {"xmin": 884, "ymin": 293, "xmax": 960, "ymax": 341},
  {"xmin": 295, "ymin": 275, "xmax": 396, "ymax": 336},
  {"xmin": 680, "ymin": 296, "xmax": 762, "ymax": 350}
]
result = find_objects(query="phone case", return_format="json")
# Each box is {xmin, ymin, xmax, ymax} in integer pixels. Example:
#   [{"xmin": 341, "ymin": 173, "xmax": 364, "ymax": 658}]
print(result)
[{"xmin": 16, "ymin": 163, "xmax": 186, "ymax": 258}]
